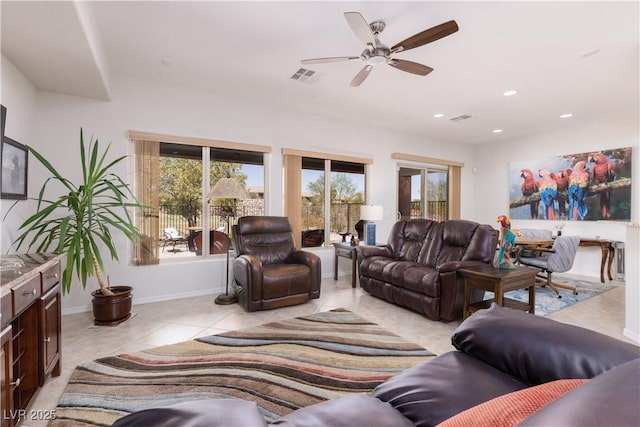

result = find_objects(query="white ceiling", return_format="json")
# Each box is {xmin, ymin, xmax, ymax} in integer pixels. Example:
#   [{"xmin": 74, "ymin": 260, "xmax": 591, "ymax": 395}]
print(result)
[{"xmin": 2, "ymin": 1, "xmax": 639, "ymax": 144}]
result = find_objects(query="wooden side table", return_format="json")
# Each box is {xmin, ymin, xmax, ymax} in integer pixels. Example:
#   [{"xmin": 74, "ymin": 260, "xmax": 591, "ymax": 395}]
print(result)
[
  {"xmin": 459, "ymin": 265, "xmax": 540, "ymax": 319},
  {"xmin": 333, "ymin": 242, "xmax": 358, "ymax": 288}
]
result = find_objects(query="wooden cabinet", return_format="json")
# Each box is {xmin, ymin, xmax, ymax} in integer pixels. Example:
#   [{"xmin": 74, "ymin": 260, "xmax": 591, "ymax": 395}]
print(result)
[
  {"xmin": 39, "ymin": 285, "xmax": 61, "ymax": 384},
  {"xmin": 1, "ymin": 325, "xmax": 13, "ymax": 427},
  {"xmin": 0, "ymin": 254, "xmax": 63, "ymax": 426}
]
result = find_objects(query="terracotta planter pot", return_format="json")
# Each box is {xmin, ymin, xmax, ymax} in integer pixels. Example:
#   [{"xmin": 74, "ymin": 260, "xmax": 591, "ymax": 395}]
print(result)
[{"xmin": 91, "ymin": 285, "xmax": 133, "ymax": 326}]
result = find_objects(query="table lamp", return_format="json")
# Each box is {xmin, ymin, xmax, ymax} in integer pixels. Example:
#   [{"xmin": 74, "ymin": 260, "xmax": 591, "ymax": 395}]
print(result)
[{"xmin": 360, "ymin": 205, "xmax": 383, "ymax": 245}]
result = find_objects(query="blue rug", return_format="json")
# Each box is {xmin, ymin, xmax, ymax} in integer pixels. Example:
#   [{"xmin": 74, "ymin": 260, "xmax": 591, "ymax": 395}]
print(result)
[{"xmin": 486, "ymin": 277, "xmax": 617, "ymax": 316}]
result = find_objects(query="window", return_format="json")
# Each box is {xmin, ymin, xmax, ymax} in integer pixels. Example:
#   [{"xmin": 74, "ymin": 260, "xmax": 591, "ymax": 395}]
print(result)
[
  {"xmin": 129, "ymin": 132, "xmax": 270, "ymax": 265},
  {"xmin": 392, "ymin": 153, "xmax": 462, "ymax": 221},
  {"xmin": 283, "ymin": 149, "xmax": 371, "ymax": 248},
  {"xmin": 399, "ymin": 166, "xmax": 448, "ymax": 221}
]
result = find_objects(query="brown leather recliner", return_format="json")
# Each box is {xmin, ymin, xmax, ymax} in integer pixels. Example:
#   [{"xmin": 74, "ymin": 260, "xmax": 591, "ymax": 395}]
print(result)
[{"xmin": 232, "ymin": 216, "xmax": 321, "ymax": 312}]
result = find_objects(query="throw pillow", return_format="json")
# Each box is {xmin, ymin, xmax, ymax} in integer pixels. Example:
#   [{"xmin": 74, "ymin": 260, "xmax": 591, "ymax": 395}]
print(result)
[{"xmin": 436, "ymin": 379, "xmax": 588, "ymax": 427}]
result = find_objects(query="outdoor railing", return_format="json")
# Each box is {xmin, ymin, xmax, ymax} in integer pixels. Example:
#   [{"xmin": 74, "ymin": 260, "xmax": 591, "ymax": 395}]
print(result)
[{"xmin": 159, "ymin": 199, "xmax": 447, "ymax": 246}]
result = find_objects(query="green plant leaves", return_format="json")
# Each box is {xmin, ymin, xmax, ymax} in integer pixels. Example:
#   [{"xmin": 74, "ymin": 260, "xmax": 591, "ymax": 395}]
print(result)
[{"xmin": 13, "ymin": 128, "xmax": 146, "ymax": 294}]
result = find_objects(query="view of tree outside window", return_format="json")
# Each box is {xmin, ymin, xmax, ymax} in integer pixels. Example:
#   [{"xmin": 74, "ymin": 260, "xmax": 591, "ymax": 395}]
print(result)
[
  {"xmin": 158, "ymin": 143, "xmax": 264, "ymax": 258},
  {"xmin": 301, "ymin": 157, "xmax": 365, "ymax": 247}
]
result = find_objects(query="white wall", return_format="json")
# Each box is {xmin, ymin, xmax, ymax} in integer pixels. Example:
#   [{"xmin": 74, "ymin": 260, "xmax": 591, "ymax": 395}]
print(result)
[
  {"xmin": 2, "ymin": 66, "xmax": 476, "ymax": 314},
  {"xmin": 1, "ymin": 54, "xmax": 39, "ymax": 251}
]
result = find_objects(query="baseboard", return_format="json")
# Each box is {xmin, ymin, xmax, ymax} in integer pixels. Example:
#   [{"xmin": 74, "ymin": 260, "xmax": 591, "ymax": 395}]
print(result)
[
  {"xmin": 623, "ymin": 327, "xmax": 640, "ymax": 344},
  {"xmin": 61, "ymin": 288, "xmax": 217, "ymax": 316}
]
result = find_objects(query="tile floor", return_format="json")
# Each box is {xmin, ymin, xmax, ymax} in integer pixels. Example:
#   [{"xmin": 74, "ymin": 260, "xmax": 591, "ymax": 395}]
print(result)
[{"xmin": 23, "ymin": 273, "xmax": 635, "ymax": 426}]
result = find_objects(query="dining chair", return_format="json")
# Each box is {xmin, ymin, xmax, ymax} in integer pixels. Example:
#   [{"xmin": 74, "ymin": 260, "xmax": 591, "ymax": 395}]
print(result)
[{"xmin": 518, "ymin": 235, "xmax": 580, "ymax": 298}]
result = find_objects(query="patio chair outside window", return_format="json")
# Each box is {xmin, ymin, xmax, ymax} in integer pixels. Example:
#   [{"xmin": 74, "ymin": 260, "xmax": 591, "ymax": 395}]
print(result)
[{"xmin": 162, "ymin": 227, "xmax": 188, "ymax": 253}]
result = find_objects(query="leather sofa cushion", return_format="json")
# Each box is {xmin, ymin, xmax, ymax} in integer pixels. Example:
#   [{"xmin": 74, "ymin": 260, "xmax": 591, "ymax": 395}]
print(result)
[
  {"xmin": 400, "ymin": 265, "xmax": 440, "ymax": 296},
  {"xmin": 452, "ymin": 304, "xmax": 640, "ymax": 384},
  {"xmin": 262, "ymin": 264, "xmax": 310, "ymax": 299},
  {"xmin": 397, "ymin": 219, "xmax": 434, "ymax": 261},
  {"xmin": 359, "ymin": 256, "xmax": 393, "ymax": 282},
  {"xmin": 111, "ymin": 399, "xmax": 268, "ymax": 427},
  {"xmin": 272, "ymin": 394, "xmax": 414, "ymax": 427},
  {"xmin": 372, "ymin": 352, "xmax": 526, "ymax": 427},
  {"xmin": 519, "ymin": 358, "xmax": 640, "ymax": 426}
]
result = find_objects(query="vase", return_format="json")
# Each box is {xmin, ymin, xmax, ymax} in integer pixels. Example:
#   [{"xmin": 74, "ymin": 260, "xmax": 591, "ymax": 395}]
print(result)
[{"xmin": 91, "ymin": 285, "xmax": 133, "ymax": 326}]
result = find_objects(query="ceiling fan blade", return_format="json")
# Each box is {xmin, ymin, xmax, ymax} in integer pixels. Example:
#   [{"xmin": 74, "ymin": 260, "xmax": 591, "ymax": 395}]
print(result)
[
  {"xmin": 301, "ymin": 56, "xmax": 359, "ymax": 65},
  {"xmin": 388, "ymin": 59, "xmax": 434, "ymax": 76},
  {"xmin": 349, "ymin": 65, "xmax": 373, "ymax": 87},
  {"xmin": 344, "ymin": 11, "xmax": 375, "ymax": 46},
  {"xmin": 391, "ymin": 20, "xmax": 459, "ymax": 52}
]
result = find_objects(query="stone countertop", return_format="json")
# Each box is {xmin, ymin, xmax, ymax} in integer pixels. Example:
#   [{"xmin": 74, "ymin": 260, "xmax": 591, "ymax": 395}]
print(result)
[{"xmin": 0, "ymin": 253, "xmax": 65, "ymax": 296}]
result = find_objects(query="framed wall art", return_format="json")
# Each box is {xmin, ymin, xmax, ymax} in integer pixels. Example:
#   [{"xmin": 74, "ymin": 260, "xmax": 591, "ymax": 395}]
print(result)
[
  {"xmin": 509, "ymin": 147, "xmax": 633, "ymax": 221},
  {"xmin": 1, "ymin": 136, "xmax": 28, "ymax": 200}
]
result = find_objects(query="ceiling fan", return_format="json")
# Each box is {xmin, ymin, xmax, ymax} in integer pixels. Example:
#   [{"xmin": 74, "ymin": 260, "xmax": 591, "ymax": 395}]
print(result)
[{"xmin": 301, "ymin": 12, "xmax": 458, "ymax": 87}]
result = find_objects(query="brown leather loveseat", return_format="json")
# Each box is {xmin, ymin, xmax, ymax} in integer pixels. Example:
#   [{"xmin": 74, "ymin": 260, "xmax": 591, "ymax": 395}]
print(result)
[
  {"xmin": 357, "ymin": 219, "xmax": 498, "ymax": 321},
  {"xmin": 232, "ymin": 216, "xmax": 321, "ymax": 312}
]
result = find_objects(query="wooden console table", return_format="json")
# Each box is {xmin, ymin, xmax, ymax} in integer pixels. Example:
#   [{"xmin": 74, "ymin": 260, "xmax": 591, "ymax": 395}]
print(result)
[
  {"xmin": 578, "ymin": 238, "xmax": 615, "ymax": 283},
  {"xmin": 460, "ymin": 265, "xmax": 540, "ymax": 319},
  {"xmin": 1, "ymin": 253, "xmax": 63, "ymax": 426}
]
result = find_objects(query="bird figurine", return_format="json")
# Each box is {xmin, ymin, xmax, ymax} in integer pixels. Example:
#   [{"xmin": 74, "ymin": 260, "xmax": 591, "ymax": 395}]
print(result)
[
  {"xmin": 568, "ymin": 160, "xmax": 590, "ymax": 220},
  {"xmin": 538, "ymin": 169, "xmax": 558, "ymax": 220},
  {"xmin": 520, "ymin": 168, "xmax": 539, "ymax": 219},
  {"xmin": 495, "ymin": 215, "xmax": 518, "ymax": 270},
  {"xmin": 588, "ymin": 153, "xmax": 616, "ymax": 219}
]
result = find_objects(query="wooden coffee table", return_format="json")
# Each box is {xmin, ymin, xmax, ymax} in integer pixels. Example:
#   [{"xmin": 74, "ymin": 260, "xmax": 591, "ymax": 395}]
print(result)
[{"xmin": 459, "ymin": 265, "xmax": 540, "ymax": 319}]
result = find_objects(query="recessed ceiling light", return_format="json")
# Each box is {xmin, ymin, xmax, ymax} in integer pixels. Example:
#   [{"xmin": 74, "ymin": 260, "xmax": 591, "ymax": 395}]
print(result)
[
  {"xmin": 503, "ymin": 89, "xmax": 518, "ymax": 97},
  {"xmin": 560, "ymin": 113, "xmax": 573, "ymax": 119},
  {"xmin": 493, "ymin": 129, "xmax": 503, "ymax": 134},
  {"xmin": 433, "ymin": 113, "xmax": 445, "ymax": 118}
]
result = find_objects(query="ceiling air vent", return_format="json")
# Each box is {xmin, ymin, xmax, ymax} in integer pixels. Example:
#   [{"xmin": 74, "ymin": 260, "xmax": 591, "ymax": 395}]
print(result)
[
  {"xmin": 450, "ymin": 114, "xmax": 472, "ymax": 122},
  {"xmin": 290, "ymin": 68, "xmax": 319, "ymax": 84}
]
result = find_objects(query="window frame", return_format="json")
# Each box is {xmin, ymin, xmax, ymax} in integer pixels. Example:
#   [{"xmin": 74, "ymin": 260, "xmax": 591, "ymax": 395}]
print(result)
[
  {"xmin": 128, "ymin": 131, "xmax": 271, "ymax": 265},
  {"xmin": 283, "ymin": 148, "xmax": 372, "ymax": 248},
  {"xmin": 392, "ymin": 152, "xmax": 463, "ymax": 220}
]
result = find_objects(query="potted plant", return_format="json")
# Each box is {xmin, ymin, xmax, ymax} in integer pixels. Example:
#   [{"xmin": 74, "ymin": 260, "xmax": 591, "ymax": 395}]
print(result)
[{"xmin": 13, "ymin": 128, "xmax": 146, "ymax": 326}]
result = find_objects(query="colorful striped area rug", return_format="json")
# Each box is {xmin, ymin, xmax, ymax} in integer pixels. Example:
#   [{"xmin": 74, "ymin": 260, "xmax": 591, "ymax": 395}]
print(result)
[{"xmin": 52, "ymin": 308, "xmax": 434, "ymax": 426}]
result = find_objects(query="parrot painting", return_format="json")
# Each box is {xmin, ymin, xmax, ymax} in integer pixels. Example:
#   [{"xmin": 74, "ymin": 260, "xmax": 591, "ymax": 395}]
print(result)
[
  {"xmin": 550, "ymin": 168, "xmax": 571, "ymax": 220},
  {"xmin": 568, "ymin": 160, "xmax": 590, "ymax": 220},
  {"xmin": 520, "ymin": 169, "xmax": 539, "ymax": 219},
  {"xmin": 537, "ymin": 169, "xmax": 557, "ymax": 220},
  {"xmin": 588, "ymin": 153, "xmax": 616, "ymax": 219},
  {"xmin": 494, "ymin": 215, "xmax": 517, "ymax": 270}
]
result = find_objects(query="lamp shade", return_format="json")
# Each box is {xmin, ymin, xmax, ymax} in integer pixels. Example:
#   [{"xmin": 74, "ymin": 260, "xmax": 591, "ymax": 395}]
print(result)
[
  {"xmin": 206, "ymin": 177, "xmax": 249, "ymax": 201},
  {"xmin": 360, "ymin": 205, "xmax": 383, "ymax": 221}
]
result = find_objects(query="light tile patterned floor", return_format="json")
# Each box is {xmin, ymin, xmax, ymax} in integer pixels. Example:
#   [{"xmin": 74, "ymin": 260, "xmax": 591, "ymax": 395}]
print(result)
[{"xmin": 22, "ymin": 273, "xmax": 635, "ymax": 426}]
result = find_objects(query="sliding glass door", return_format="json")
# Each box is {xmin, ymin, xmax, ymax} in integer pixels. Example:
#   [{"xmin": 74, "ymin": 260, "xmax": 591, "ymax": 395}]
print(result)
[{"xmin": 397, "ymin": 166, "xmax": 449, "ymax": 221}]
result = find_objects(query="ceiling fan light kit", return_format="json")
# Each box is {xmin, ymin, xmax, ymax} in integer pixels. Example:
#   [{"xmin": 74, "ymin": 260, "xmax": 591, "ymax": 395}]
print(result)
[{"xmin": 301, "ymin": 11, "xmax": 458, "ymax": 87}]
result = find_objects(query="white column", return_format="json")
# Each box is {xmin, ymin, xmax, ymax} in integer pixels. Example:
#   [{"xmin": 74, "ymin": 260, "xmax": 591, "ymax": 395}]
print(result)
[{"xmin": 624, "ymin": 223, "xmax": 640, "ymax": 343}]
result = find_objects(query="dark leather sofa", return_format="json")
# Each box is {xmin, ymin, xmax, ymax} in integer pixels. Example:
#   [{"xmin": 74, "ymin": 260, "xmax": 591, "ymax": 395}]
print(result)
[
  {"xmin": 113, "ymin": 305, "xmax": 640, "ymax": 427},
  {"xmin": 357, "ymin": 219, "xmax": 498, "ymax": 321}
]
